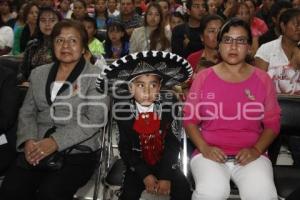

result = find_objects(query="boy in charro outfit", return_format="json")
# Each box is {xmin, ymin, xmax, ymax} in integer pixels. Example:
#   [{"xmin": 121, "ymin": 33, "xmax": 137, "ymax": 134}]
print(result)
[{"xmin": 97, "ymin": 51, "xmax": 192, "ymax": 200}]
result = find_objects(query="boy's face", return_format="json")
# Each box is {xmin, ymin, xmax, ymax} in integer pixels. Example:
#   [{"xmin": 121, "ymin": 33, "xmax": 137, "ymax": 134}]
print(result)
[
  {"xmin": 129, "ymin": 74, "xmax": 161, "ymax": 106},
  {"xmin": 188, "ymin": 0, "xmax": 207, "ymax": 21}
]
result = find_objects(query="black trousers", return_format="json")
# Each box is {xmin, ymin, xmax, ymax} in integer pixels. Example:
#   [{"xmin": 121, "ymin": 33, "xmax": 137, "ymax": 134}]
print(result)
[
  {"xmin": 0, "ymin": 143, "xmax": 16, "ymax": 176},
  {"xmin": 120, "ymin": 167, "xmax": 192, "ymax": 200},
  {"xmin": 0, "ymin": 152, "xmax": 97, "ymax": 200}
]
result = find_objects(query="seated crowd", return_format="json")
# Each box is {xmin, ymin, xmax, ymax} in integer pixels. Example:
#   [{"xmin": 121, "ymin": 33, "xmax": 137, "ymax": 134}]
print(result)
[{"xmin": 0, "ymin": 0, "xmax": 300, "ymax": 199}]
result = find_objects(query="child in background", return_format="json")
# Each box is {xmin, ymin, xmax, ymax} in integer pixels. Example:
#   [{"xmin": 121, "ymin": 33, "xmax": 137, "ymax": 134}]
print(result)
[
  {"xmin": 94, "ymin": 0, "xmax": 108, "ymax": 29},
  {"xmin": 96, "ymin": 51, "xmax": 193, "ymax": 200},
  {"xmin": 83, "ymin": 16, "xmax": 105, "ymax": 57},
  {"xmin": 104, "ymin": 22, "xmax": 129, "ymax": 59},
  {"xmin": 83, "ymin": 16, "xmax": 106, "ymax": 72},
  {"xmin": 58, "ymin": 0, "xmax": 72, "ymax": 19},
  {"xmin": 170, "ymin": 12, "xmax": 184, "ymax": 31},
  {"xmin": 107, "ymin": 0, "xmax": 119, "ymax": 17},
  {"xmin": 71, "ymin": 0, "xmax": 88, "ymax": 20}
]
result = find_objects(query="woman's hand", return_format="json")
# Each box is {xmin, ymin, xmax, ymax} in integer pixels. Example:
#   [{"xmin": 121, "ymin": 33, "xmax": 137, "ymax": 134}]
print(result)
[
  {"xmin": 143, "ymin": 174, "xmax": 158, "ymax": 194},
  {"xmin": 236, "ymin": 147, "xmax": 261, "ymax": 166},
  {"xmin": 26, "ymin": 137, "xmax": 59, "ymax": 166},
  {"xmin": 183, "ymin": 34, "xmax": 190, "ymax": 48},
  {"xmin": 24, "ymin": 139, "xmax": 37, "ymax": 164},
  {"xmin": 156, "ymin": 180, "xmax": 171, "ymax": 196},
  {"xmin": 20, "ymin": 81, "xmax": 30, "ymax": 87},
  {"xmin": 200, "ymin": 144, "xmax": 227, "ymax": 163},
  {"xmin": 290, "ymin": 47, "xmax": 300, "ymax": 69}
]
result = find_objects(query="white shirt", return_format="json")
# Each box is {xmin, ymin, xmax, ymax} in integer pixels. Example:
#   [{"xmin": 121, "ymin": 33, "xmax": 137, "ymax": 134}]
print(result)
[
  {"xmin": 0, "ymin": 26, "xmax": 14, "ymax": 51},
  {"xmin": 136, "ymin": 102, "xmax": 154, "ymax": 113},
  {"xmin": 255, "ymin": 36, "xmax": 300, "ymax": 95},
  {"xmin": 51, "ymin": 81, "xmax": 64, "ymax": 102},
  {"xmin": 268, "ymin": 65, "xmax": 300, "ymax": 95},
  {"xmin": 255, "ymin": 36, "xmax": 289, "ymax": 75},
  {"xmin": 107, "ymin": 10, "xmax": 120, "ymax": 17}
]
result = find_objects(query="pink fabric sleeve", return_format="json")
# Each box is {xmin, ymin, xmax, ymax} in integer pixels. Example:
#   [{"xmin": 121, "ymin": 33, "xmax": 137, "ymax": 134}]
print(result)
[
  {"xmin": 183, "ymin": 69, "xmax": 211, "ymax": 127},
  {"xmin": 256, "ymin": 69, "xmax": 281, "ymax": 134}
]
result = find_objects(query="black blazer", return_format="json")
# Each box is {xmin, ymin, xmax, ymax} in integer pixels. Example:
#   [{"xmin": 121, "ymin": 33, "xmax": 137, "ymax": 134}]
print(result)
[
  {"xmin": 0, "ymin": 67, "xmax": 19, "ymax": 142},
  {"xmin": 115, "ymin": 100, "xmax": 181, "ymax": 181}
]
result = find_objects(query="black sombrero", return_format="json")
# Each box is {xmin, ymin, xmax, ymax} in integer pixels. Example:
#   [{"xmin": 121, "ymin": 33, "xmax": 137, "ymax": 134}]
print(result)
[{"xmin": 96, "ymin": 51, "xmax": 193, "ymax": 96}]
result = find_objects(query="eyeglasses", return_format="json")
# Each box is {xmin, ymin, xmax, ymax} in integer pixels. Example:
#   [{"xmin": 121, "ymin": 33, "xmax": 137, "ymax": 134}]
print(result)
[
  {"xmin": 54, "ymin": 37, "xmax": 80, "ymax": 47},
  {"xmin": 221, "ymin": 36, "xmax": 248, "ymax": 45}
]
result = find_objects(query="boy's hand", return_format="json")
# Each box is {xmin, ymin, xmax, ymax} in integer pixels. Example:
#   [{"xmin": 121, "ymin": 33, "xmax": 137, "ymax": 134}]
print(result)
[
  {"xmin": 143, "ymin": 174, "xmax": 158, "ymax": 194},
  {"xmin": 157, "ymin": 180, "xmax": 171, "ymax": 195}
]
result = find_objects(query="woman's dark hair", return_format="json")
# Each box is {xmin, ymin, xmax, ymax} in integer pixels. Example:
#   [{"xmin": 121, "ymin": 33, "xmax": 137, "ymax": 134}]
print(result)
[
  {"xmin": 0, "ymin": 0, "xmax": 13, "ymax": 13},
  {"xmin": 104, "ymin": 21, "xmax": 129, "ymax": 58},
  {"xmin": 51, "ymin": 19, "xmax": 89, "ymax": 60},
  {"xmin": 199, "ymin": 14, "xmax": 224, "ymax": 35},
  {"xmin": 144, "ymin": 2, "xmax": 170, "ymax": 50},
  {"xmin": 22, "ymin": 2, "xmax": 39, "ymax": 22},
  {"xmin": 83, "ymin": 15, "xmax": 97, "ymax": 30},
  {"xmin": 270, "ymin": 1, "xmax": 292, "ymax": 19},
  {"xmin": 35, "ymin": 7, "xmax": 62, "ymax": 40},
  {"xmin": 186, "ymin": 0, "xmax": 208, "ymax": 11},
  {"xmin": 172, "ymin": 11, "xmax": 185, "ymax": 22},
  {"xmin": 73, "ymin": 0, "xmax": 87, "ymax": 8},
  {"xmin": 244, "ymin": 0, "xmax": 256, "ymax": 9},
  {"xmin": 279, "ymin": 8, "xmax": 300, "ymax": 34},
  {"xmin": 217, "ymin": 17, "xmax": 252, "ymax": 45}
]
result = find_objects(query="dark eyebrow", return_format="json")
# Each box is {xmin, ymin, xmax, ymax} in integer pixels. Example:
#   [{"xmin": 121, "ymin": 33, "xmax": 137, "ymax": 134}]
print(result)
[
  {"xmin": 133, "ymin": 80, "xmax": 144, "ymax": 84},
  {"xmin": 150, "ymin": 80, "xmax": 160, "ymax": 84},
  {"xmin": 223, "ymin": 35, "xmax": 248, "ymax": 38}
]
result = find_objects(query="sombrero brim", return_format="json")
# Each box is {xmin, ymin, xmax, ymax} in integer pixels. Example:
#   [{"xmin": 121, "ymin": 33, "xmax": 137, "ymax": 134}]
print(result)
[{"xmin": 96, "ymin": 51, "xmax": 193, "ymax": 96}]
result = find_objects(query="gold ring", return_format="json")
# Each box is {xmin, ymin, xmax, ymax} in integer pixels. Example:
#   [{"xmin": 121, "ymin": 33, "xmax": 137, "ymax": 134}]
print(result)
[{"xmin": 41, "ymin": 151, "xmax": 45, "ymax": 155}]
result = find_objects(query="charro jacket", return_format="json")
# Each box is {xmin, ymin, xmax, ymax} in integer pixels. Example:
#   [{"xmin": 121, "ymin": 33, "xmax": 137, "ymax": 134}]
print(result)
[{"xmin": 115, "ymin": 99, "xmax": 181, "ymax": 181}]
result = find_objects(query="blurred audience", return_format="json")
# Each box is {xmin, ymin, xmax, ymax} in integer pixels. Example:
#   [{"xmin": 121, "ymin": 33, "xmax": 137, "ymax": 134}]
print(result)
[
  {"xmin": 104, "ymin": 22, "xmax": 129, "ymax": 59},
  {"xmin": 130, "ymin": 2, "xmax": 171, "ymax": 53},
  {"xmin": 19, "ymin": 2, "xmax": 39, "ymax": 53},
  {"xmin": 18, "ymin": 7, "xmax": 61, "ymax": 85}
]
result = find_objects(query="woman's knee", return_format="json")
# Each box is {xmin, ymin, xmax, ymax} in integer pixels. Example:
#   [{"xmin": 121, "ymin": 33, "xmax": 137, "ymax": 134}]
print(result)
[
  {"xmin": 192, "ymin": 181, "xmax": 230, "ymax": 200},
  {"xmin": 238, "ymin": 180, "xmax": 277, "ymax": 200}
]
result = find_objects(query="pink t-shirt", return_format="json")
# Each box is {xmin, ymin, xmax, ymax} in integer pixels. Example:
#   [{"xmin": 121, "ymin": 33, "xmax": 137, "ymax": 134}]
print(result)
[{"xmin": 183, "ymin": 67, "xmax": 281, "ymax": 156}]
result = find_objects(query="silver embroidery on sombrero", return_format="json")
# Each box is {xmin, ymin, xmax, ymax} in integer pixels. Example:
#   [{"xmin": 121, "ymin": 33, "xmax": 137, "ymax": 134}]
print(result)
[{"xmin": 96, "ymin": 51, "xmax": 193, "ymax": 95}]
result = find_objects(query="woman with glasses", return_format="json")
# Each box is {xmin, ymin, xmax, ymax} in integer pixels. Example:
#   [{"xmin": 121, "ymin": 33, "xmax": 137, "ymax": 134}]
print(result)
[
  {"xmin": 0, "ymin": 19, "xmax": 109, "ymax": 200},
  {"xmin": 184, "ymin": 18, "xmax": 280, "ymax": 200}
]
